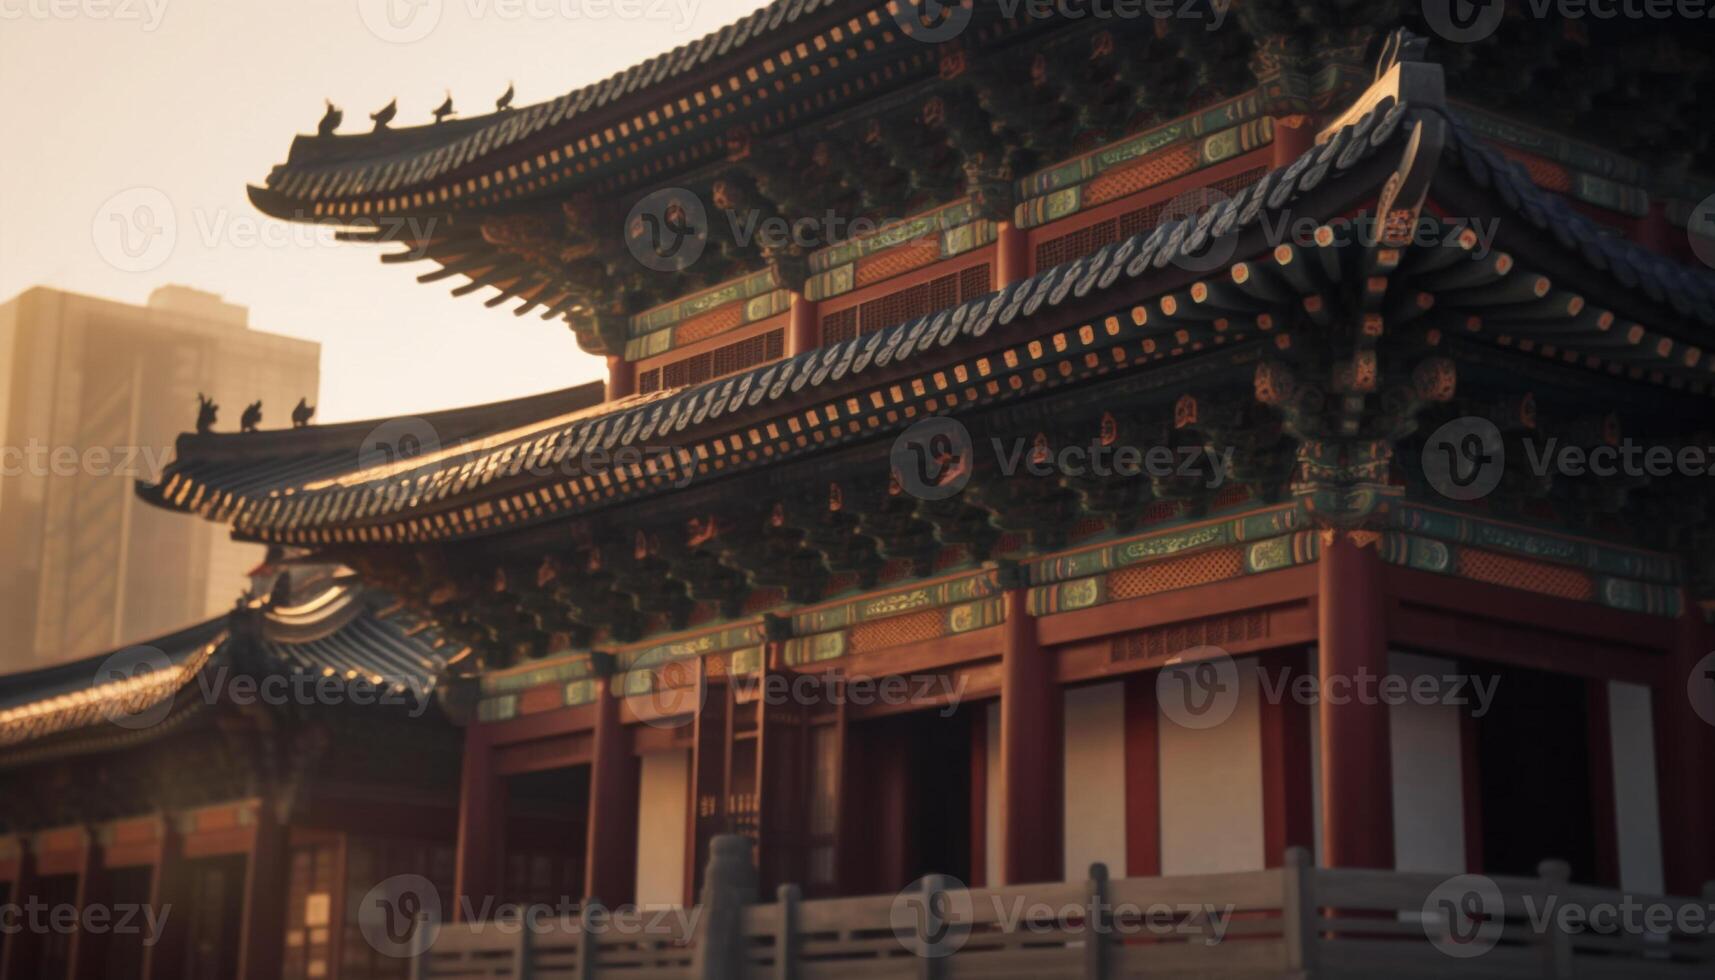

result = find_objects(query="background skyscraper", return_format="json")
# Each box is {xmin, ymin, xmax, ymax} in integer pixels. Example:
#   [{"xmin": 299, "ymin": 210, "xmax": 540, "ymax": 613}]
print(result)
[{"xmin": 0, "ymin": 285, "xmax": 319, "ymax": 669}]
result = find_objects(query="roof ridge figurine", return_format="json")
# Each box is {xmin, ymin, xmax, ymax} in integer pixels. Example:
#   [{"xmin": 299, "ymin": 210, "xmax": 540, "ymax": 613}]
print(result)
[
  {"xmin": 195, "ymin": 393, "xmax": 218, "ymax": 434},
  {"xmin": 370, "ymin": 97, "xmax": 397, "ymax": 132},
  {"xmin": 316, "ymin": 99, "xmax": 341, "ymax": 137}
]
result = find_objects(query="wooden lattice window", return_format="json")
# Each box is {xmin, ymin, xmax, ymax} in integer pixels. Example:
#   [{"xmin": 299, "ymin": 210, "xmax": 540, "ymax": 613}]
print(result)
[
  {"xmin": 1035, "ymin": 221, "xmax": 1119, "ymax": 270},
  {"xmin": 654, "ymin": 329, "xmax": 784, "ymax": 391},
  {"xmin": 820, "ymin": 307, "xmax": 858, "ymax": 346},
  {"xmin": 1031, "ymin": 167, "xmax": 1269, "ymax": 271},
  {"xmin": 819, "ymin": 263, "xmax": 993, "ymax": 346},
  {"xmin": 637, "ymin": 368, "xmax": 661, "ymax": 395}
]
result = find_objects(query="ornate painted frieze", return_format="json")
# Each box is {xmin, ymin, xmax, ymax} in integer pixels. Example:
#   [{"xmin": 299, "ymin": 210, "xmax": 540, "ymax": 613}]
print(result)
[
  {"xmin": 626, "ymin": 268, "xmax": 789, "ymax": 361},
  {"xmin": 1013, "ymin": 101, "xmax": 1274, "ymax": 229},
  {"xmin": 1453, "ymin": 103, "xmax": 1651, "ymax": 217},
  {"xmin": 476, "ymin": 653, "xmax": 600, "ymax": 723},
  {"xmin": 804, "ymin": 199, "xmax": 997, "ymax": 302},
  {"xmin": 782, "ymin": 595, "xmax": 1004, "ymax": 667}
]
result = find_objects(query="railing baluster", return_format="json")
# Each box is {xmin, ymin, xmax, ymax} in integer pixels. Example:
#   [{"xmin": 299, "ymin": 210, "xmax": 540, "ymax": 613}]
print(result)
[
  {"xmin": 515, "ymin": 907, "xmax": 534, "ymax": 980},
  {"xmin": 578, "ymin": 900, "xmax": 601, "ymax": 980},
  {"xmin": 919, "ymin": 873, "xmax": 948, "ymax": 980},
  {"xmin": 1281, "ymin": 847, "xmax": 1317, "ymax": 972},
  {"xmin": 774, "ymin": 884, "xmax": 800, "ymax": 980},
  {"xmin": 1537, "ymin": 860, "xmax": 1573, "ymax": 979},
  {"xmin": 1083, "ymin": 863, "xmax": 1109, "ymax": 980},
  {"xmin": 409, "ymin": 911, "xmax": 431, "ymax": 980}
]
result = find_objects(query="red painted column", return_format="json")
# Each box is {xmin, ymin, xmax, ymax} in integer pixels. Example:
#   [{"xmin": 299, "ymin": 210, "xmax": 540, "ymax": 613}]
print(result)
[
  {"xmin": 0, "ymin": 840, "xmax": 39, "ymax": 980},
  {"xmin": 1259, "ymin": 650, "xmax": 1315, "ymax": 867},
  {"xmin": 1122, "ymin": 674, "xmax": 1161, "ymax": 878},
  {"xmin": 1272, "ymin": 114, "xmax": 1316, "ymax": 167},
  {"xmin": 62, "ymin": 830, "xmax": 95, "ymax": 980},
  {"xmin": 138, "ymin": 816, "xmax": 181, "ymax": 980},
  {"xmin": 452, "ymin": 726, "xmax": 503, "ymax": 920},
  {"xmin": 1634, "ymin": 200, "xmax": 1672, "ymax": 256},
  {"xmin": 606, "ymin": 355, "xmax": 637, "ymax": 401},
  {"xmin": 1657, "ymin": 603, "xmax": 1714, "ymax": 895},
  {"xmin": 787, "ymin": 293, "xmax": 819, "ymax": 357},
  {"xmin": 999, "ymin": 578, "xmax": 1061, "ymax": 884},
  {"xmin": 995, "ymin": 221, "xmax": 1029, "ymax": 287},
  {"xmin": 1316, "ymin": 531, "xmax": 1394, "ymax": 869},
  {"xmin": 585, "ymin": 676, "xmax": 640, "ymax": 906},
  {"xmin": 235, "ymin": 804, "xmax": 286, "ymax": 980}
]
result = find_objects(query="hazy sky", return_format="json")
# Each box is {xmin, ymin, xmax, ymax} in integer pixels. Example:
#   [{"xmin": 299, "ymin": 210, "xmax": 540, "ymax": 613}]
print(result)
[{"xmin": 0, "ymin": 0, "xmax": 774, "ymax": 423}]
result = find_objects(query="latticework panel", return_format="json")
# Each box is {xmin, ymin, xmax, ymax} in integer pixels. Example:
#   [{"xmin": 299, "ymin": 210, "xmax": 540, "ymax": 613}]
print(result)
[
  {"xmin": 1456, "ymin": 549, "xmax": 1594, "ymax": 601},
  {"xmin": 1084, "ymin": 143, "xmax": 1204, "ymax": 206},
  {"xmin": 855, "ymin": 239, "xmax": 940, "ymax": 287},
  {"xmin": 1106, "ymin": 547, "xmax": 1246, "ymax": 601},
  {"xmin": 675, "ymin": 303, "xmax": 748, "ymax": 345},
  {"xmin": 1494, "ymin": 146, "xmax": 1574, "ymax": 193},
  {"xmin": 658, "ymin": 329, "xmax": 784, "ymax": 389},
  {"xmin": 847, "ymin": 608, "xmax": 947, "ymax": 654}
]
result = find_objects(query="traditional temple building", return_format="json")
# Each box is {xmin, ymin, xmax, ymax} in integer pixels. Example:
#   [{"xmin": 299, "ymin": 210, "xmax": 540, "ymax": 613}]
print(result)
[
  {"xmin": 0, "ymin": 564, "xmax": 461, "ymax": 980},
  {"xmin": 75, "ymin": 0, "xmax": 1715, "ymax": 974}
]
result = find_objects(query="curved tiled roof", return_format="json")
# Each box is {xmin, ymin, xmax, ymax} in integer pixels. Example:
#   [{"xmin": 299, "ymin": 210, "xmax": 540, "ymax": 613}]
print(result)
[
  {"xmin": 0, "ymin": 619, "xmax": 228, "ymax": 748},
  {"xmin": 1441, "ymin": 113, "xmax": 1715, "ymax": 327},
  {"xmin": 250, "ymin": 0, "xmax": 870, "ymax": 219},
  {"xmin": 258, "ymin": 585, "xmax": 453, "ymax": 695},
  {"xmin": 145, "ymin": 96, "xmax": 1715, "ymax": 546},
  {"xmin": 148, "ymin": 99, "xmax": 1416, "ymax": 538},
  {"xmin": 0, "ymin": 580, "xmax": 458, "ymax": 754}
]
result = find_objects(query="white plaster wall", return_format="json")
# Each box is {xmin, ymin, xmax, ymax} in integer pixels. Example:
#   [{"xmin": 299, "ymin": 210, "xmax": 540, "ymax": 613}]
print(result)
[
  {"xmin": 1388, "ymin": 652, "xmax": 1467, "ymax": 874},
  {"xmin": 1608, "ymin": 681, "xmax": 1665, "ymax": 894},
  {"xmin": 1063, "ymin": 682, "xmax": 1127, "ymax": 878},
  {"xmin": 634, "ymin": 748, "xmax": 690, "ymax": 908},
  {"xmin": 985, "ymin": 701, "xmax": 1001, "ymax": 887},
  {"xmin": 1159, "ymin": 663, "xmax": 1265, "ymax": 874}
]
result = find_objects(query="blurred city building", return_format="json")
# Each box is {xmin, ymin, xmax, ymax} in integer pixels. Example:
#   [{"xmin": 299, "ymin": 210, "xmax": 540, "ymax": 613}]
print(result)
[{"xmin": 0, "ymin": 286, "xmax": 318, "ymax": 670}]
